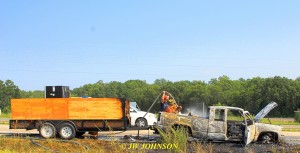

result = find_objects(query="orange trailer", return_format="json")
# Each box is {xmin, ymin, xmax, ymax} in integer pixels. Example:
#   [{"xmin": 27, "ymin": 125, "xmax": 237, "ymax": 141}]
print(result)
[{"xmin": 10, "ymin": 98, "xmax": 130, "ymax": 139}]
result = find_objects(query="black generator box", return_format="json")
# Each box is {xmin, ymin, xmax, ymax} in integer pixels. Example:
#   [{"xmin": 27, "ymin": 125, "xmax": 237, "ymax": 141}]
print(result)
[{"xmin": 45, "ymin": 86, "xmax": 70, "ymax": 98}]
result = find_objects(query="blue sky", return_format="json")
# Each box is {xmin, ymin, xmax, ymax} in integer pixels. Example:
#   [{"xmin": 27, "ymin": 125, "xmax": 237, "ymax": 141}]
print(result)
[{"xmin": 1, "ymin": 1, "xmax": 300, "ymax": 91}]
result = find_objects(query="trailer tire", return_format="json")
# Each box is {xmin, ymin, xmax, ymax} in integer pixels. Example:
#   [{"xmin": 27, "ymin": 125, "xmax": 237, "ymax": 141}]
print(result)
[
  {"xmin": 58, "ymin": 123, "xmax": 76, "ymax": 140},
  {"xmin": 39, "ymin": 122, "xmax": 56, "ymax": 139}
]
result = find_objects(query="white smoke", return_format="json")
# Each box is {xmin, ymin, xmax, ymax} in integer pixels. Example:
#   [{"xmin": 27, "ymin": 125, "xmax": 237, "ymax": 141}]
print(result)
[{"xmin": 183, "ymin": 103, "xmax": 208, "ymax": 118}]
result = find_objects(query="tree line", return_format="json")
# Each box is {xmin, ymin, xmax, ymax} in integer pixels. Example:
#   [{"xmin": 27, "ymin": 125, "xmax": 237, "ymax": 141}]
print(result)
[{"xmin": 1, "ymin": 76, "xmax": 300, "ymax": 117}]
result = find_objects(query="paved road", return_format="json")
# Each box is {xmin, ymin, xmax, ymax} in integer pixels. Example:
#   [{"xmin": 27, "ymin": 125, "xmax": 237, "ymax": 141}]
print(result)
[{"xmin": 0, "ymin": 124, "xmax": 156, "ymax": 138}]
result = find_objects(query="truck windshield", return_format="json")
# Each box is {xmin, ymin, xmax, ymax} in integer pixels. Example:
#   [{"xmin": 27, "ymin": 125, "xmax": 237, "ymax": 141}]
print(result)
[
  {"xmin": 130, "ymin": 106, "xmax": 139, "ymax": 112},
  {"xmin": 130, "ymin": 102, "xmax": 141, "ymax": 111}
]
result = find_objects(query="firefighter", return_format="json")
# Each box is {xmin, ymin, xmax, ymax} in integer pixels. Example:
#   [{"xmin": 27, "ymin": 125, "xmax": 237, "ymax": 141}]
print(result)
[
  {"xmin": 161, "ymin": 91, "xmax": 183, "ymax": 114},
  {"xmin": 161, "ymin": 91, "xmax": 169, "ymax": 111},
  {"xmin": 165, "ymin": 99, "xmax": 175, "ymax": 113}
]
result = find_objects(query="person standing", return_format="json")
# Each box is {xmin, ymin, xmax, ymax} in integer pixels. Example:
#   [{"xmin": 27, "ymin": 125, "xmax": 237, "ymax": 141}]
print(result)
[{"xmin": 161, "ymin": 91, "xmax": 169, "ymax": 111}]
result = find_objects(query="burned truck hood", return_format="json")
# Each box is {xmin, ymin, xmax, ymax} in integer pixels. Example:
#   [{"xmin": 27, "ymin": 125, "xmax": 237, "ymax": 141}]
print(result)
[{"xmin": 254, "ymin": 101, "xmax": 278, "ymax": 122}]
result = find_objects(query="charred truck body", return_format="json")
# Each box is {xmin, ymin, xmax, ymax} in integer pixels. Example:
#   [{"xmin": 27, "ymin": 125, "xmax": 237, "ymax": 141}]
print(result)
[
  {"xmin": 157, "ymin": 102, "xmax": 282, "ymax": 145},
  {"xmin": 9, "ymin": 86, "xmax": 130, "ymax": 140}
]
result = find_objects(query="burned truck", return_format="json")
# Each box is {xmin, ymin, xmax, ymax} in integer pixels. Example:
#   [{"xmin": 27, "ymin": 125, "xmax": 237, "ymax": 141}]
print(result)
[{"xmin": 157, "ymin": 102, "xmax": 282, "ymax": 145}]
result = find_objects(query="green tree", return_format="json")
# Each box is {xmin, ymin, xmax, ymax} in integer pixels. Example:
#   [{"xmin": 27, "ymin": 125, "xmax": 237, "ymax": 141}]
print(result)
[
  {"xmin": 105, "ymin": 81, "xmax": 122, "ymax": 97},
  {"xmin": 121, "ymin": 80, "xmax": 149, "ymax": 109},
  {"xmin": 0, "ymin": 80, "xmax": 21, "ymax": 113},
  {"xmin": 208, "ymin": 76, "xmax": 242, "ymax": 106},
  {"xmin": 184, "ymin": 80, "xmax": 208, "ymax": 106},
  {"xmin": 72, "ymin": 81, "xmax": 106, "ymax": 98},
  {"xmin": 64, "ymin": 76, "xmax": 300, "ymax": 117},
  {"xmin": 20, "ymin": 90, "xmax": 44, "ymax": 98}
]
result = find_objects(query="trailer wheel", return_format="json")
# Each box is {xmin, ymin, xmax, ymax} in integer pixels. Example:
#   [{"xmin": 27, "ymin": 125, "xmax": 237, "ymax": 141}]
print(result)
[
  {"xmin": 135, "ymin": 118, "xmax": 148, "ymax": 127},
  {"xmin": 58, "ymin": 123, "xmax": 76, "ymax": 140},
  {"xmin": 39, "ymin": 123, "xmax": 56, "ymax": 139}
]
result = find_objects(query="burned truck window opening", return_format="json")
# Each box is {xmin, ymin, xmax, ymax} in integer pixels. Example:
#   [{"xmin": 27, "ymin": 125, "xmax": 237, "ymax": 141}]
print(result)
[{"xmin": 215, "ymin": 109, "xmax": 225, "ymax": 121}]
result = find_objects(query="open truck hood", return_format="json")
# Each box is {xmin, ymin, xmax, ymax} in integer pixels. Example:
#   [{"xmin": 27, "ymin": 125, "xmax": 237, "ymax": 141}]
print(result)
[{"xmin": 254, "ymin": 101, "xmax": 278, "ymax": 122}]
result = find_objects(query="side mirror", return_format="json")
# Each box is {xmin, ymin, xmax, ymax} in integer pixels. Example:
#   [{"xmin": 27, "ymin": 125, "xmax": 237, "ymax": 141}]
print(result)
[{"xmin": 130, "ymin": 108, "xmax": 134, "ymax": 112}]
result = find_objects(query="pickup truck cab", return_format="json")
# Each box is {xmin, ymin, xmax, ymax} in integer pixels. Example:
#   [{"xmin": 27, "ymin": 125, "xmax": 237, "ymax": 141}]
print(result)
[{"xmin": 157, "ymin": 102, "xmax": 282, "ymax": 145}]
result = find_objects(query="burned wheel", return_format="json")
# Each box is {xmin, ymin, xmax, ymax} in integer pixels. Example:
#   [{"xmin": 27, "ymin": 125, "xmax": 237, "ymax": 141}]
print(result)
[
  {"xmin": 261, "ymin": 133, "xmax": 272, "ymax": 144},
  {"xmin": 58, "ymin": 123, "xmax": 76, "ymax": 140},
  {"xmin": 39, "ymin": 123, "xmax": 56, "ymax": 139},
  {"xmin": 135, "ymin": 118, "xmax": 148, "ymax": 127}
]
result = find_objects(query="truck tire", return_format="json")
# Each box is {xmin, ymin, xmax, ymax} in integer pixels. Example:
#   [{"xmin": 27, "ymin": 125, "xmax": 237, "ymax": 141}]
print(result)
[
  {"xmin": 58, "ymin": 123, "xmax": 76, "ymax": 140},
  {"xmin": 261, "ymin": 133, "xmax": 272, "ymax": 144},
  {"xmin": 135, "ymin": 118, "xmax": 148, "ymax": 127},
  {"xmin": 39, "ymin": 122, "xmax": 56, "ymax": 139}
]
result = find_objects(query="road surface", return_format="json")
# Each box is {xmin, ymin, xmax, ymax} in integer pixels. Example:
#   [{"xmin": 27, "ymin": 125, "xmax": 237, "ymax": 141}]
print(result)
[{"xmin": 0, "ymin": 124, "xmax": 155, "ymax": 137}]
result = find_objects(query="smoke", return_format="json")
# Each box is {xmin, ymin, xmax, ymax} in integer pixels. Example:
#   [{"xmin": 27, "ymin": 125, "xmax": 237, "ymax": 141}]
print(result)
[{"xmin": 182, "ymin": 103, "xmax": 208, "ymax": 118}]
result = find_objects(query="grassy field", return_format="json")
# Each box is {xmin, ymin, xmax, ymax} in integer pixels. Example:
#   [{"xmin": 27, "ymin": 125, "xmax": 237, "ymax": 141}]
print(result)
[
  {"xmin": 261, "ymin": 118, "xmax": 300, "ymax": 125},
  {"xmin": 261, "ymin": 118, "xmax": 300, "ymax": 132}
]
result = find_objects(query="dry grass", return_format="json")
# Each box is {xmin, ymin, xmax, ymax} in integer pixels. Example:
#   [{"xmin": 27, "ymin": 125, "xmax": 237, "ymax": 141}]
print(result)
[
  {"xmin": 4, "ymin": 127, "xmax": 197, "ymax": 153},
  {"xmin": 0, "ymin": 125, "xmax": 299, "ymax": 152},
  {"xmin": 0, "ymin": 136, "xmax": 143, "ymax": 153},
  {"xmin": 0, "ymin": 136, "xmax": 299, "ymax": 153},
  {"xmin": 157, "ymin": 126, "xmax": 206, "ymax": 153},
  {"xmin": 188, "ymin": 142, "xmax": 210, "ymax": 153}
]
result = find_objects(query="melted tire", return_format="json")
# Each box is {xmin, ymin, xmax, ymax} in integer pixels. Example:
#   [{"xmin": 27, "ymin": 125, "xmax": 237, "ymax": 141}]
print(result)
[{"xmin": 261, "ymin": 134, "xmax": 272, "ymax": 144}]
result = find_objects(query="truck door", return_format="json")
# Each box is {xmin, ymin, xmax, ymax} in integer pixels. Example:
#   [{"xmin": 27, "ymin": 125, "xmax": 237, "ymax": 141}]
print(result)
[
  {"xmin": 243, "ymin": 112, "xmax": 255, "ymax": 145},
  {"xmin": 208, "ymin": 108, "xmax": 226, "ymax": 140},
  {"xmin": 227, "ymin": 109, "xmax": 245, "ymax": 141}
]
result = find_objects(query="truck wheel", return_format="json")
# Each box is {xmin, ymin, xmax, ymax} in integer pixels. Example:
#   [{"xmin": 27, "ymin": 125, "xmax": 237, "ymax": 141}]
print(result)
[
  {"xmin": 39, "ymin": 123, "xmax": 56, "ymax": 139},
  {"xmin": 58, "ymin": 123, "xmax": 76, "ymax": 140},
  {"xmin": 261, "ymin": 133, "xmax": 272, "ymax": 144},
  {"xmin": 135, "ymin": 118, "xmax": 148, "ymax": 127}
]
